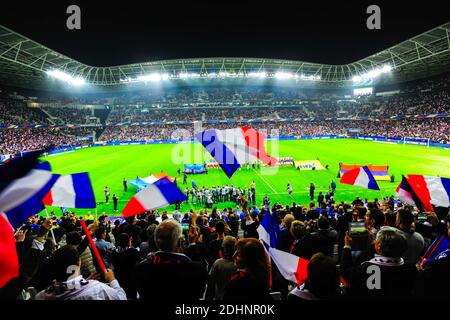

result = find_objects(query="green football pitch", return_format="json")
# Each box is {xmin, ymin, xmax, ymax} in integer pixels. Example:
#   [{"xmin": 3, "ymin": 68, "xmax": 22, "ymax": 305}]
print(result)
[{"xmin": 41, "ymin": 139, "xmax": 450, "ymax": 217}]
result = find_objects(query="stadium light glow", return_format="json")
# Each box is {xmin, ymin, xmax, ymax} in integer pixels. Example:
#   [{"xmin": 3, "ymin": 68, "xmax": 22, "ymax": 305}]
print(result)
[
  {"xmin": 137, "ymin": 73, "xmax": 162, "ymax": 82},
  {"xmin": 353, "ymin": 64, "xmax": 392, "ymax": 83},
  {"xmin": 179, "ymin": 72, "xmax": 200, "ymax": 79},
  {"xmin": 247, "ymin": 71, "xmax": 267, "ymax": 78},
  {"xmin": 274, "ymin": 72, "xmax": 294, "ymax": 80},
  {"xmin": 46, "ymin": 69, "xmax": 85, "ymax": 86},
  {"xmin": 299, "ymin": 74, "xmax": 321, "ymax": 81}
]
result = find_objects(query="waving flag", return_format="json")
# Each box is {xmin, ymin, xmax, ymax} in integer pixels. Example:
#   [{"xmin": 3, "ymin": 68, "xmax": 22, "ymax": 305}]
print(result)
[
  {"xmin": 396, "ymin": 175, "xmax": 425, "ymax": 211},
  {"xmin": 0, "ymin": 150, "xmax": 43, "ymax": 195},
  {"xmin": 43, "ymin": 172, "xmax": 96, "ymax": 208},
  {"xmin": 421, "ymin": 235, "xmax": 450, "ymax": 266},
  {"xmin": 2, "ymin": 162, "xmax": 59, "ymax": 228},
  {"xmin": 0, "ymin": 214, "xmax": 19, "ymax": 288},
  {"xmin": 340, "ymin": 166, "xmax": 380, "ymax": 190},
  {"xmin": 0, "ymin": 152, "xmax": 55, "ymax": 288},
  {"xmin": 122, "ymin": 177, "xmax": 187, "ymax": 217},
  {"xmin": 196, "ymin": 126, "xmax": 277, "ymax": 178},
  {"xmin": 0, "ymin": 161, "xmax": 58, "ymax": 214},
  {"xmin": 407, "ymin": 175, "xmax": 450, "ymax": 211},
  {"xmin": 257, "ymin": 210, "xmax": 309, "ymax": 285}
]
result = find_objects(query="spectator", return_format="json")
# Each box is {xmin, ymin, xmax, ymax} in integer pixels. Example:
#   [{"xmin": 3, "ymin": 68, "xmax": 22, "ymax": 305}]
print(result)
[
  {"xmin": 288, "ymin": 253, "xmax": 341, "ymax": 300},
  {"xmin": 110, "ymin": 233, "xmax": 141, "ymax": 299},
  {"xmin": 414, "ymin": 215, "xmax": 450, "ymax": 299},
  {"xmin": 35, "ymin": 246, "xmax": 126, "ymax": 300},
  {"xmin": 341, "ymin": 226, "xmax": 417, "ymax": 298},
  {"xmin": 396, "ymin": 208, "xmax": 425, "ymax": 265},
  {"xmin": 132, "ymin": 219, "xmax": 207, "ymax": 300},
  {"xmin": 206, "ymin": 236, "xmax": 238, "ymax": 300},
  {"xmin": 278, "ymin": 214, "xmax": 295, "ymax": 252},
  {"xmin": 223, "ymin": 238, "xmax": 272, "ymax": 301}
]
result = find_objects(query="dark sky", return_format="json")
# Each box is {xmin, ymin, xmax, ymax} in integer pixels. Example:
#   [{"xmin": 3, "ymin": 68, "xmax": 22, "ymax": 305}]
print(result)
[{"xmin": 0, "ymin": 0, "xmax": 448, "ymax": 66}]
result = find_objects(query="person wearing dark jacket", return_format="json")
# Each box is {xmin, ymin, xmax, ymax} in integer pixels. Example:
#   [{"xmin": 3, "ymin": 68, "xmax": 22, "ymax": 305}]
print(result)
[
  {"xmin": 311, "ymin": 216, "xmax": 337, "ymax": 257},
  {"xmin": 288, "ymin": 253, "xmax": 341, "ymax": 301},
  {"xmin": 340, "ymin": 226, "xmax": 417, "ymax": 299},
  {"xmin": 206, "ymin": 236, "xmax": 238, "ymax": 300},
  {"xmin": 223, "ymin": 238, "xmax": 273, "ymax": 301},
  {"xmin": 133, "ymin": 219, "xmax": 207, "ymax": 300},
  {"xmin": 184, "ymin": 225, "xmax": 208, "ymax": 268},
  {"xmin": 278, "ymin": 214, "xmax": 295, "ymax": 252},
  {"xmin": 241, "ymin": 212, "xmax": 260, "ymax": 239},
  {"xmin": 120, "ymin": 216, "xmax": 143, "ymax": 248},
  {"xmin": 110, "ymin": 233, "xmax": 141, "ymax": 299},
  {"xmin": 207, "ymin": 221, "xmax": 226, "ymax": 268},
  {"xmin": 414, "ymin": 215, "xmax": 450, "ymax": 299},
  {"xmin": 227, "ymin": 212, "xmax": 240, "ymax": 237}
]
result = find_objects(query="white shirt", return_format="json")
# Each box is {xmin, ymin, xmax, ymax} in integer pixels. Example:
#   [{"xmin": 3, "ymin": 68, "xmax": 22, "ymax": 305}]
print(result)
[{"xmin": 35, "ymin": 276, "xmax": 127, "ymax": 300}]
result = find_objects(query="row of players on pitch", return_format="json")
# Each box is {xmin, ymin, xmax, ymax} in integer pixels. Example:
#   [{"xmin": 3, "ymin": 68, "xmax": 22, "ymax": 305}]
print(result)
[{"xmin": 179, "ymin": 180, "xmax": 338, "ymax": 208}]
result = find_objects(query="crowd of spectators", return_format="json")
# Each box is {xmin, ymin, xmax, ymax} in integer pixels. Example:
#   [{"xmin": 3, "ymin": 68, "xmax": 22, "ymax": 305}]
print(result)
[
  {"xmin": 99, "ymin": 118, "xmax": 449, "ymax": 143},
  {"xmin": 2, "ymin": 190, "xmax": 449, "ymax": 301},
  {"xmin": 1, "ymin": 117, "xmax": 448, "ymax": 155},
  {"xmin": 0, "ymin": 127, "xmax": 94, "ymax": 155},
  {"xmin": 43, "ymin": 107, "xmax": 94, "ymax": 124},
  {"xmin": 0, "ymin": 103, "xmax": 48, "ymax": 125}
]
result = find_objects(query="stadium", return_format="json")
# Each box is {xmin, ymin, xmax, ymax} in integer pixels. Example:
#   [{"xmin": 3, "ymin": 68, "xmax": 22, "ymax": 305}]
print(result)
[
  {"xmin": 0, "ymin": 4, "xmax": 450, "ymax": 305},
  {"xmin": 1, "ymin": 23, "xmax": 449, "ymax": 215}
]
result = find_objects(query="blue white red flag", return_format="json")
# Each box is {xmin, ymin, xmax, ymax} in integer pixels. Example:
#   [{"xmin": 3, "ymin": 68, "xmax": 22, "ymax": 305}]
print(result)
[
  {"xmin": 43, "ymin": 172, "xmax": 96, "ymax": 208},
  {"xmin": 122, "ymin": 177, "xmax": 187, "ymax": 217},
  {"xmin": 340, "ymin": 166, "xmax": 380, "ymax": 190},
  {"xmin": 196, "ymin": 126, "xmax": 277, "ymax": 178}
]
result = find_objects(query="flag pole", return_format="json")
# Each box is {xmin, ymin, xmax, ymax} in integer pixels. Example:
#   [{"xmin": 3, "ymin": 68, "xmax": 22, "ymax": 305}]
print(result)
[
  {"xmin": 44, "ymin": 208, "xmax": 57, "ymax": 245},
  {"xmin": 80, "ymin": 219, "xmax": 107, "ymax": 272}
]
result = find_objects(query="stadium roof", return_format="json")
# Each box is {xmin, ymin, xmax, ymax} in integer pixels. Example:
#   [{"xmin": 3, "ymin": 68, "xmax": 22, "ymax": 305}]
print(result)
[{"xmin": 0, "ymin": 22, "xmax": 449, "ymax": 91}]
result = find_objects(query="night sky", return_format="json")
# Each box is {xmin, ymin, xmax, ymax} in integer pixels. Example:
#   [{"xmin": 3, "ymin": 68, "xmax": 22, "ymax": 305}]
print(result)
[{"xmin": 0, "ymin": 0, "xmax": 448, "ymax": 66}]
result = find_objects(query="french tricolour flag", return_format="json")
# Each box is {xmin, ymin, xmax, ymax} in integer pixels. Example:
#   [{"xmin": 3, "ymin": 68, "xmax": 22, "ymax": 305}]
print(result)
[
  {"xmin": 406, "ymin": 175, "xmax": 450, "ymax": 211},
  {"xmin": 257, "ymin": 210, "xmax": 309, "ymax": 285},
  {"xmin": 396, "ymin": 175, "xmax": 425, "ymax": 211},
  {"xmin": 122, "ymin": 177, "xmax": 187, "ymax": 217},
  {"xmin": 196, "ymin": 126, "xmax": 277, "ymax": 178},
  {"xmin": 43, "ymin": 172, "xmax": 96, "ymax": 208},
  {"xmin": 0, "ymin": 152, "xmax": 58, "ymax": 288},
  {"xmin": 1, "ymin": 161, "xmax": 60, "ymax": 228},
  {"xmin": 340, "ymin": 166, "xmax": 380, "ymax": 190}
]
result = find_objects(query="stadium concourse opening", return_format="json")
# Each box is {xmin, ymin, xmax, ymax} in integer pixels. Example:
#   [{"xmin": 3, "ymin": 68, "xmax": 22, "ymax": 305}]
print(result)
[{"xmin": 0, "ymin": 4, "xmax": 449, "ymax": 313}]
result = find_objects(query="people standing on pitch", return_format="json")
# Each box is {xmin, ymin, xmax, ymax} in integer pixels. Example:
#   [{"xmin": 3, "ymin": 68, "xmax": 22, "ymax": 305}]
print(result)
[
  {"xmin": 123, "ymin": 178, "xmax": 127, "ymax": 192},
  {"xmin": 330, "ymin": 180, "xmax": 336, "ymax": 194},
  {"xmin": 183, "ymin": 172, "xmax": 187, "ymax": 185},
  {"xmin": 287, "ymin": 183, "xmax": 293, "ymax": 198},
  {"xmin": 104, "ymin": 186, "xmax": 110, "ymax": 204},
  {"xmin": 263, "ymin": 194, "xmax": 270, "ymax": 209},
  {"xmin": 251, "ymin": 180, "xmax": 256, "ymax": 205},
  {"xmin": 177, "ymin": 168, "xmax": 181, "ymax": 177},
  {"xmin": 318, "ymin": 191, "xmax": 324, "ymax": 208},
  {"xmin": 184, "ymin": 188, "xmax": 190, "ymax": 204},
  {"xmin": 309, "ymin": 183, "xmax": 315, "ymax": 201},
  {"xmin": 113, "ymin": 194, "xmax": 118, "ymax": 212}
]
